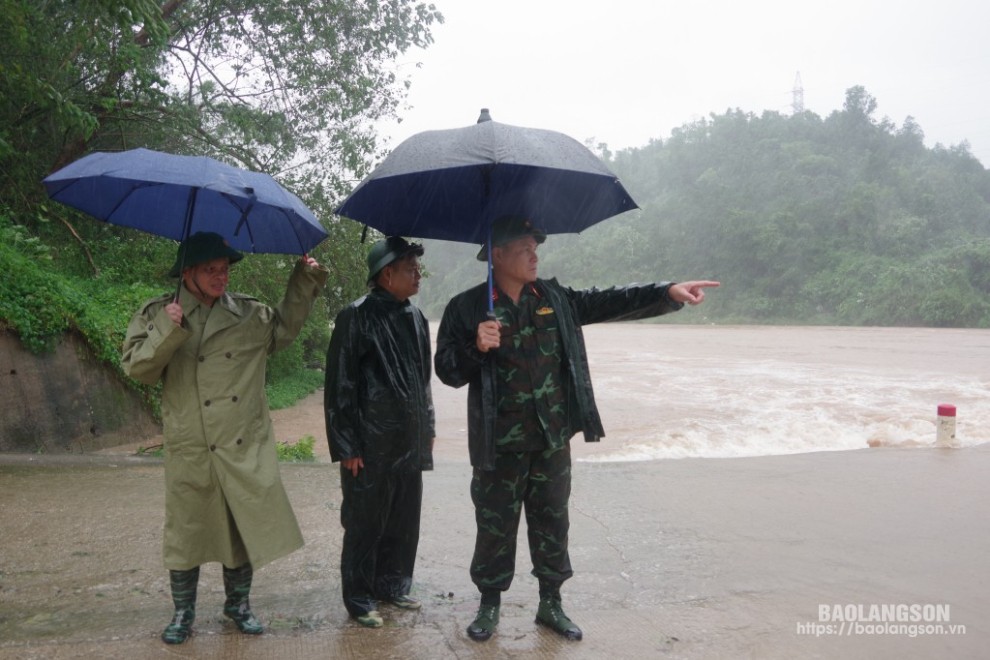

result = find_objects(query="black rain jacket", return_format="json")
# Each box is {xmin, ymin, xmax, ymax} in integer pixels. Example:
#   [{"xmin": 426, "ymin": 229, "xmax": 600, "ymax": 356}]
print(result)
[
  {"xmin": 324, "ymin": 288, "xmax": 435, "ymax": 472},
  {"xmin": 434, "ymin": 277, "xmax": 683, "ymax": 470}
]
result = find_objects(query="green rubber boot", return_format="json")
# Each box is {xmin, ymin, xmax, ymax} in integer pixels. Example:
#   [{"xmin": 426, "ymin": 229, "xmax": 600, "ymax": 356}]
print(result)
[
  {"xmin": 535, "ymin": 582, "xmax": 582, "ymax": 641},
  {"xmin": 161, "ymin": 567, "xmax": 199, "ymax": 644},
  {"xmin": 466, "ymin": 603, "xmax": 500, "ymax": 641},
  {"xmin": 222, "ymin": 564, "xmax": 264, "ymax": 635}
]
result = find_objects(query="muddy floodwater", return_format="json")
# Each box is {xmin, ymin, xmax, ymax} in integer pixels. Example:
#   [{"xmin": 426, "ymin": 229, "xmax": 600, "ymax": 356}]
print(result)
[
  {"xmin": 429, "ymin": 324, "xmax": 990, "ymax": 463},
  {"xmin": 1, "ymin": 324, "xmax": 987, "ymax": 658},
  {"xmin": 574, "ymin": 324, "xmax": 990, "ymax": 459}
]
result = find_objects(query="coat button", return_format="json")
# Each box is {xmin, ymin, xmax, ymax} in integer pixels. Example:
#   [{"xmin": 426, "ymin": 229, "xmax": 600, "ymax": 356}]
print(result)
[
  {"xmin": 232, "ymin": 396, "xmax": 238, "ymax": 402},
  {"xmin": 204, "ymin": 400, "xmax": 211, "ymax": 407},
  {"xmin": 147, "ymin": 324, "xmax": 154, "ymax": 331},
  {"xmin": 198, "ymin": 355, "xmax": 205, "ymax": 362},
  {"xmin": 225, "ymin": 352, "xmax": 232, "ymax": 358},
  {"xmin": 210, "ymin": 444, "xmax": 216, "ymax": 451},
  {"xmin": 236, "ymin": 438, "xmax": 243, "ymax": 445}
]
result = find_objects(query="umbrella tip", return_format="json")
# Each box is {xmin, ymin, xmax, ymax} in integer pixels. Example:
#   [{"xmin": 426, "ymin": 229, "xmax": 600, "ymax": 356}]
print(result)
[{"xmin": 477, "ymin": 108, "xmax": 492, "ymax": 123}]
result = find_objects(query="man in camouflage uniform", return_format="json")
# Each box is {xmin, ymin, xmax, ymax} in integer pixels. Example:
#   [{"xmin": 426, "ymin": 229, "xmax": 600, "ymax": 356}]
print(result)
[{"xmin": 435, "ymin": 216, "xmax": 718, "ymax": 642}]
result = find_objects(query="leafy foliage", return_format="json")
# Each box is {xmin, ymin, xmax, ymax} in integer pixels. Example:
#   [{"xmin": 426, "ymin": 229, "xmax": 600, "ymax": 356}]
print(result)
[
  {"xmin": 276, "ymin": 434, "xmax": 316, "ymax": 462},
  {"xmin": 2, "ymin": 0, "xmax": 442, "ymax": 206},
  {"xmin": 0, "ymin": 212, "xmax": 164, "ymax": 414},
  {"xmin": 265, "ymin": 363, "xmax": 325, "ymax": 410}
]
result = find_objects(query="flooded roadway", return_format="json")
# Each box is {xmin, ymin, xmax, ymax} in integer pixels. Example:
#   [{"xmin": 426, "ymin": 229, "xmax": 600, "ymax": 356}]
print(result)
[
  {"xmin": 3, "ymin": 448, "xmax": 989, "ymax": 658},
  {"xmin": 1, "ymin": 324, "xmax": 988, "ymax": 658}
]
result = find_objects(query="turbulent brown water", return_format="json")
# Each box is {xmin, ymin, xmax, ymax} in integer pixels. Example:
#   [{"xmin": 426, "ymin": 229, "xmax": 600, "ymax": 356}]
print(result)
[
  {"xmin": 431, "ymin": 324, "xmax": 990, "ymax": 462},
  {"xmin": 571, "ymin": 324, "xmax": 990, "ymax": 460}
]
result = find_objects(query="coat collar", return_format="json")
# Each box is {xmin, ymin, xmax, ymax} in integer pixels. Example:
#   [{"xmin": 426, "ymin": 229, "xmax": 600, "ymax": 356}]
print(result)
[
  {"xmin": 177, "ymin": 284, "xmax": 245, "ymax": 318},
  {"xmin": 177, "ymin": 284, "xmax": 245, "ymax": 341},
  {"xmin": 491, "ymin": 281, "xmax": 540, "ymax": 304},
  {"xmin": 370, "ymin": 286, "xmax": 412, "ymax": 308}
]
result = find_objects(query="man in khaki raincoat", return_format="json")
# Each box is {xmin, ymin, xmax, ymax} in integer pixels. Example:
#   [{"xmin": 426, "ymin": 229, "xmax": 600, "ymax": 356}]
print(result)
[{"xmin": 122, "ymin": 231, "xmax": 328, "ymax": 644}]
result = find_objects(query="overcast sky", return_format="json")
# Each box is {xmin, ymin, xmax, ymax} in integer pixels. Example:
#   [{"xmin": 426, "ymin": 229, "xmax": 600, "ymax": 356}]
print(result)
[{"xmin": 379, "ymin": 0, "xmax": 990, "ymax": 167}]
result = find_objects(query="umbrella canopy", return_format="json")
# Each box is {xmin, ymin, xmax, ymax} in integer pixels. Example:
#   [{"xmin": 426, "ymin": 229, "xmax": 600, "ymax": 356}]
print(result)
[
  {"xmin": 335, "ymin": 110, "xmax": 637, "ymax": 244},
  {"xmin": 43, "ymin": 148, "xmax": 327, "ymax": 255}
]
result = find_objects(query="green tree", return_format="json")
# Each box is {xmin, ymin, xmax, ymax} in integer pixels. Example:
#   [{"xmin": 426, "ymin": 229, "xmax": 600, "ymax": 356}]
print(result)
[
  {"xmin": 1, "ymin": 0, "xmax": 442, "ymax": 239},
  {"xmin": 0, "ymin": 0, "xmax": 444, "ymax": 410},
  {"xmin": 417, "ymin": 86, "xmax": 990, "ymax": 328}
]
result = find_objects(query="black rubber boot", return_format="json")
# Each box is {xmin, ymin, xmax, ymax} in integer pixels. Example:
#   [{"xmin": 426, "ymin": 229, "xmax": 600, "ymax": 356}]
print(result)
[
  {"xmin": 222, "ymin": 564, "xmax": 264, "ymax": 634},
  {"xmin": 161, "ymin": 567, "xmax": 199, "ymax": 644}
]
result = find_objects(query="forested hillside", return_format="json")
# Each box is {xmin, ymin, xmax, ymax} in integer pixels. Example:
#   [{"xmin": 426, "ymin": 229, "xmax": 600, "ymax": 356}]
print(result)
[
  {"xmin": 417, "ymin": 87, "xmax": 990, "ymax": 327},
  {"xmin": 0, "ymin": 0, "xmax": 442, "ymax": 411}
]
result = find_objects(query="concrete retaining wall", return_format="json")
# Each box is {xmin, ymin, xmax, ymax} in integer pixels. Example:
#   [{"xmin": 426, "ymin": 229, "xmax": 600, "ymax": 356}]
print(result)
[{"xmin": 0, "ymin": 331, "xmax": 160, "ymax": 453}]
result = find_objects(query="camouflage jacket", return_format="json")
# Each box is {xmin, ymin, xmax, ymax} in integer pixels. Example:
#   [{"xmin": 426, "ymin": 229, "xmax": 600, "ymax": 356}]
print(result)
[
  {"xmin": 489, "ymin": 283, "xmax": 571, "ymax": 452},
  {"xmin": 435, "ymin": 277, "xmax": 683, "ymax": 470}
]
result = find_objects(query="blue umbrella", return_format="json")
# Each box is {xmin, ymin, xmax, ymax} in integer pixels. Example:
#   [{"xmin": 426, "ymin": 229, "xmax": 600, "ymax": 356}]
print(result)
[
  {"xmin": 43, "ymin": 148, "xmax": 327, "ymax": 256},
  {"xmin": 335, "ymin": 109, "xmax": 638, "ymax": 310}
]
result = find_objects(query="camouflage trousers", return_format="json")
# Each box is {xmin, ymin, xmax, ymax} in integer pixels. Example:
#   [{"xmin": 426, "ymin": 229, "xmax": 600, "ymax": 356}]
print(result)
[{"xmin": 470, "ymin": 444, "xmax": 574, "ymax": 592}]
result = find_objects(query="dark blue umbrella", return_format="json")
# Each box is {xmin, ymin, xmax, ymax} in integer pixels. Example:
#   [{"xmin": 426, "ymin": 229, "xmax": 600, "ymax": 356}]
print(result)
[
  {"xmin": 335, "ymin": 109, "xmax": 637, "ymax": 311},
  {"xmin": 335, "ymin": 109, "xmax": 637, "ymax": 244},
  {"xmin": 43, "ymin": 148, "xmax": 327, "ymax": 255}
]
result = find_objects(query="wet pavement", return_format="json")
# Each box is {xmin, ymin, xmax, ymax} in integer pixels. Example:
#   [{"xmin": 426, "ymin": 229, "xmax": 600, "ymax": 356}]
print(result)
[{"xmin": 2, "ymin": 445, "xmax": 988, "ymax": 659}]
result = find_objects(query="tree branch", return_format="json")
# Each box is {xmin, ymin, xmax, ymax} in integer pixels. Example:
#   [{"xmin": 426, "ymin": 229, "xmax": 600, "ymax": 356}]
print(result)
[{"xmin": 59, "ymin": 216, "xmax": 100, "ymax": 277}]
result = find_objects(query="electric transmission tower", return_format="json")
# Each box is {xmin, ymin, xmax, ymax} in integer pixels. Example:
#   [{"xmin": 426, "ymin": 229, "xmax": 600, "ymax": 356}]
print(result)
[{"xmin": 792, "ymin": 71, "xmax": 805, "ymax": 114}]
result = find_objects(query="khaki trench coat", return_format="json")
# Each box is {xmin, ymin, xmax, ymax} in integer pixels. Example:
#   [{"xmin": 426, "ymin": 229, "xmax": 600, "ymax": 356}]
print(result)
[{"xmin": 122, "ymin": 261, "xmax": 328, "ymax": 570}]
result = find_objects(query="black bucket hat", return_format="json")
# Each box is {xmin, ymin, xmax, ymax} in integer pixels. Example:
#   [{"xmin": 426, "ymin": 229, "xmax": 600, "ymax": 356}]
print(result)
[{"xmin": 168, "ymin": 232, "xmax": 243, "ymax": 277}]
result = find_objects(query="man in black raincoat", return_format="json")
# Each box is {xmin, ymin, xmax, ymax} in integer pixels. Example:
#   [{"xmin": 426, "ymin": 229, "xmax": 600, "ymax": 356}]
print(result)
[
  {"xmin": 435, "ymin": 216, "xmax": 719, "ymax": 642},
  {"xmin": 324, "ymin": 236, "xmax": 435, "ymax": 628}
]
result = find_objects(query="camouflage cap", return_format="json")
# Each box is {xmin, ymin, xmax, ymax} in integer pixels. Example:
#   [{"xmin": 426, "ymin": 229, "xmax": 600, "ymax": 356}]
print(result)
[{"xmin": 476, "ymin": 215, "xmax": 547, "ymax": 261}]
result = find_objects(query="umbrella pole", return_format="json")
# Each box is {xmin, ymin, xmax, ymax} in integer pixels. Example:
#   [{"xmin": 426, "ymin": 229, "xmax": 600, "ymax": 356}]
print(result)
[
  {"xmin": 486, "ymin": 227, "xmax": 496, "ymax": 320},
  {"xmin": 173, "ymin": 188, "xmax": 199, "ymax": 302}
]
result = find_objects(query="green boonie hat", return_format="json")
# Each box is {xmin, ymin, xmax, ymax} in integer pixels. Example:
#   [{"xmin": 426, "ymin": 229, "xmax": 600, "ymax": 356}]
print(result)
[
  {"xmin": 476, "ymin": 215, "xmax": 547, "ymax": 261},
  {"xmin": 367, "ymin": 236, "xmax": 425, "ymax": 285},
  {"xmin": 168, "ymin": 231, "xmax": 243, "ymax": 277}
]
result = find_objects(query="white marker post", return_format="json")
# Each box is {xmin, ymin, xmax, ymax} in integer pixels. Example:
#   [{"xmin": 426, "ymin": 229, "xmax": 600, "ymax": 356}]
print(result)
[{"xmin": 935, "ymin": 404, "xmax": 957, "ymax": 448}]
